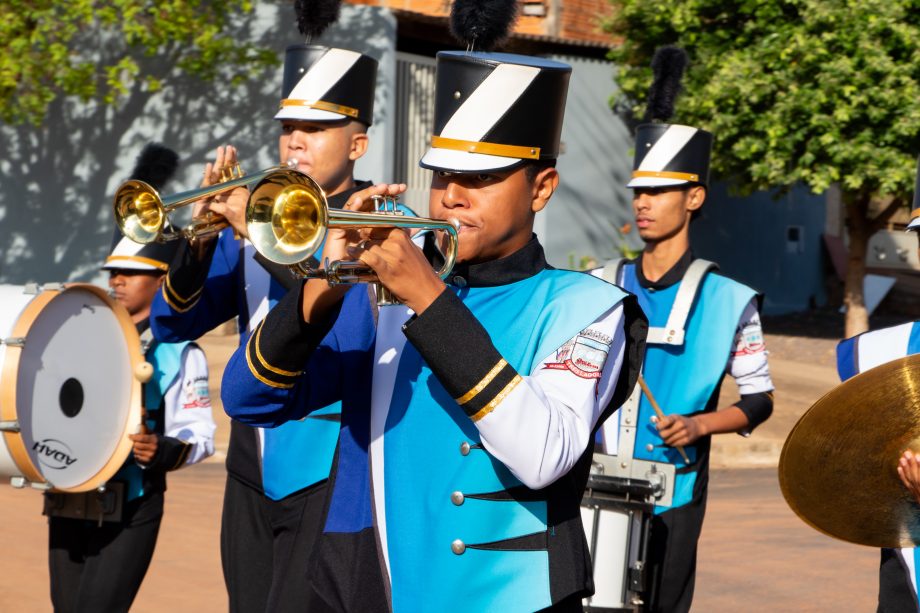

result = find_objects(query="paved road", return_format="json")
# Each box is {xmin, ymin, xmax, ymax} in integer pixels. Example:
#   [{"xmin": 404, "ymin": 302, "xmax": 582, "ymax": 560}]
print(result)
[
  {"xmin": 0, "ymin": 331, "xmax": 883, "ymax": 611},
  {"xmin": 0, "ymin": 465, "xmax": 879, "ymax": 611}
]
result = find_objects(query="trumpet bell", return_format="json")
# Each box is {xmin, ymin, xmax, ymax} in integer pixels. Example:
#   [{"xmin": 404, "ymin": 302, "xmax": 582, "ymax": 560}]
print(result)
[
  {"xmin": 114, "ymin": 180, "xmax": 166, "ymax": 244},
  {"xmin": 246, "ymin": 169, "xmax": 329, "ymax": 265}
]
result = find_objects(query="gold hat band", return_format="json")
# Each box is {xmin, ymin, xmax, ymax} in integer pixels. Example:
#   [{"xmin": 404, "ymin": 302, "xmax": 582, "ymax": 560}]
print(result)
[
  {"xmin": 430, "ymin": 136, "xmax": 541, "ymax": 160},
  {"xmin": 632, "ymin": 170, "xmax": 700, "ymax": 183},
  {"xmin": 280, "ymin": 99, "xmax": 359, "ymax": 118}
]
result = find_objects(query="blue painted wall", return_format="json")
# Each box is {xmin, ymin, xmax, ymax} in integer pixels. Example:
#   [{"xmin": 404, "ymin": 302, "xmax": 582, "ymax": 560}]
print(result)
[{"xmin": 690, "ymin": 183, "xmax": 827, "ymax": 315}]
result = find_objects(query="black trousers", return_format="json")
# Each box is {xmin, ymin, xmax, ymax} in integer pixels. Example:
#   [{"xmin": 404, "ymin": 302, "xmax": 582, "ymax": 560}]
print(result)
[
  {"xmin": 878, "ymin": 548, "xmax": 919, "ymax": 612},
  {"xmin": 644, "ymin": 498, "xmax": 707, "ymax": 613},
  {"xmin": 221, "ymin": 474, "xmax": 329, "ymax": 613},
  {"xmin": 48, "ymin": 491, "xmax": 163, "ymax": 613}
]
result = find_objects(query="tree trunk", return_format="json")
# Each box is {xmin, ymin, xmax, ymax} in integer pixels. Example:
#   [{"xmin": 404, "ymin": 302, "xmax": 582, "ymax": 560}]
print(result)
[{"xmin": 843, "ymin": 194, "xmax": 870, "ymax": 338}]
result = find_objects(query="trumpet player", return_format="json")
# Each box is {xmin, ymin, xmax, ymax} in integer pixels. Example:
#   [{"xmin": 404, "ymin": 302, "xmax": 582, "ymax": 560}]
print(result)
[
  {"xmin": 149, "ymin": 42, "xmax": 379, "ymax": 612},
  {"xmin": 221, "ymin": 51, "xmax": 648, "ymax": 611}
]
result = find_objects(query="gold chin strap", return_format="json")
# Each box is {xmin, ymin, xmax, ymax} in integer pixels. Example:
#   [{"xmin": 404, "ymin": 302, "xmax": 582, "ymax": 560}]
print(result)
[
  {"xmin": 279, "ymin": 99, "xmax": 359, "ymax": 118},
  {"xmin": 631, "ymin": 170, "xmax": 700, "ymax": 183},
  {"xmin": 430, "ymin": 136, "xmax": 541, "ymax": 160}
]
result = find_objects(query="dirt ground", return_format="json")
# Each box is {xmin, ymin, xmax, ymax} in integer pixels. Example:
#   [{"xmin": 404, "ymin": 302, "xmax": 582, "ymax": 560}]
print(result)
[{"xmin": 0, "ymin": 329, "xmax": 884, "ymax": 611}]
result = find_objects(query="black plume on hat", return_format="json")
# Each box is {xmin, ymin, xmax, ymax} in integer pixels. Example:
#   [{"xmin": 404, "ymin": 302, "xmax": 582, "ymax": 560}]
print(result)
[
  {"xmin": 449, "ymin": 0, "xmax": 519, "ymax": 51},
  {"xmin": 294, "ymin": 0, "xmax": 342, "ymax": 41},
  {"xmin": 643, "ymin": 46, "xmax": 689, "ymax": 123},
  {"xmin": 130, "ymin": 143, "xmax": 179, "ymax": 191}
]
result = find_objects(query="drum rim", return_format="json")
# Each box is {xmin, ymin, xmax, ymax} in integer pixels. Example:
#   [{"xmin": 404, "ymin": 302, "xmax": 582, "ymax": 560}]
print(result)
[{"xmin": 0, "ymin": 284, "xmax": 145, "ymax": 492}]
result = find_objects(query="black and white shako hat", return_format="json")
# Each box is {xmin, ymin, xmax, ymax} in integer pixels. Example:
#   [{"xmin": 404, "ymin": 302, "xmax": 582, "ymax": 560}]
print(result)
[
  {"xmin": 103, "ymin": 230, "xmax": 177, "ymax": 272},
  {"xmin": 275, "ymin": 44, "xmax": 378, "ymax": 125},
  {"xmin": 627, "ymin": 123, "xmax": 713, "ymax": 189},
  {"xmin": 420, "ymin": 51, "xmax": 571, "ymax": 173}
]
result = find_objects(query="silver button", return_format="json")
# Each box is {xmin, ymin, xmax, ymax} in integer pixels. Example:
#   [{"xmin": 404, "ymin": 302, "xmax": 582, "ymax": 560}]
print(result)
[
  {"xmin": 453, "ymin": 90, "xmax": 462, "ymax": 100},
  {"xmin": 460, "ymin": 442, "xmax": 471, "ymax": 456},
  {"xmin": 451, "ymin": 491, "xmax": 464, "ymax": 506},
  {"xmin": 453, "ymin": 276, "xmax": 467, "ymax": 288},
  {"xmin": 451, "ymin": 539, "xmax": 466, "ymax": 555},
  {"xmin": 646, "ymin": 444, "xmax": 654, "ymax": 452}
]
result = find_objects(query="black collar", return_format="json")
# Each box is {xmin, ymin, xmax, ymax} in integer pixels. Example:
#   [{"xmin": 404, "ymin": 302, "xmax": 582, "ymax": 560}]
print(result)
[
  {"xmin": 635, "ymin": 249, "xmax": 693, "ymax": 290},
  {"xmin": 447, "ymin": 235, "xmax": 547, "ymax": 288},
  {"xmin": 136, "ymin": 317, "xmax": 150, "ymax": 334},
  {"xmin": 327, "ymin": 179, "xmax": 373, "ymax": 209}
]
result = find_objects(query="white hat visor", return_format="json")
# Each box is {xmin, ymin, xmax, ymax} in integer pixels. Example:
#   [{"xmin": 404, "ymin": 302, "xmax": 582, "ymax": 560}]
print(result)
[
  {"xmin": 419, "ymin": 147, "xmax": 522, "ymax": 173},
  {"xmin": 627, "ymin": 175, "xmax": 693, "ymax": 189},
  {"xmin": 274, "ymin": 105, "xmax": 350, "ymax": 123},
  {"xmin": 102, "ymin": 255, "xmax": 165, "ymax": 272}
]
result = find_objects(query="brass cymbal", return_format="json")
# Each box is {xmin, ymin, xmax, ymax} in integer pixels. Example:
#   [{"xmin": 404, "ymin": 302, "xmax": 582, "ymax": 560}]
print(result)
[{"xmin": 779, "ymin": 353, "xmax": 920, "ymax": 548}]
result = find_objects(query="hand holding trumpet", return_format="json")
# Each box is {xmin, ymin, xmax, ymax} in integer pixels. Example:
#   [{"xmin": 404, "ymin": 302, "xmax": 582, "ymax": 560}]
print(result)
[{"xmin": 193, "ymin": 145, "xmax": 250, "ymax": 240}]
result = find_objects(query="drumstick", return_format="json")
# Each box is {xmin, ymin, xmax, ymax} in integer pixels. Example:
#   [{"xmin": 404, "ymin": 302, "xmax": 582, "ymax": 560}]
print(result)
[{"xmin": 637, "ymin": 375, "xmax": 691, "ymax": 464}]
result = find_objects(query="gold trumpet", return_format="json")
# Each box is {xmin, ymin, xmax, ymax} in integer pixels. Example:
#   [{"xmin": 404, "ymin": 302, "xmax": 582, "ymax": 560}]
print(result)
[
  {"xmin": 245, "ymin": 168, "xmax": 459, "ymax": 305},
  {"xmin": 113, "ymin": 161, "xmax": 459, "ymax": 305},
  {"xmin": 113, "ymin": 162, "xmax": 291, "ymax": 244}
]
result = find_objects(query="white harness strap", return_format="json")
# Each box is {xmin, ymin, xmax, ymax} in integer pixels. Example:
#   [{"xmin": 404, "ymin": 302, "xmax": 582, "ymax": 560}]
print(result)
[
  {"xmin": 602, "ymin": 258, "xmax": 716, "ymax": 346},
  {"xmin": 595, "ymin": 257, "xmax": 717, "ymax": 507}
]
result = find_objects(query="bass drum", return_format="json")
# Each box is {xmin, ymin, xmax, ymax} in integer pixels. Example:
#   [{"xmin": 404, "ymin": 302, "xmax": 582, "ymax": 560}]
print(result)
[
  {"xmin": 581, "ymin": 467, "xmax": 655, "ymax": 612},
  {"xmin": 0, "ymin": 283, "xmax": 148, "ymax": 492}
]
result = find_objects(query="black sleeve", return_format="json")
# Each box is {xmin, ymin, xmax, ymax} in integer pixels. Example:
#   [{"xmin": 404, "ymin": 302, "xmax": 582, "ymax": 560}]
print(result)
[
  {"xmin": 736, "ymin": 391, "xmax": 774, "ymax": 434},
  {"xmin": 137, "ymin": 435, "xmax": 192, "ymax": 472},
  {"xmin": 243, "ymin": 282, "xmax": 343, "ymax": 388},
  {"xmin": 162, "ymin": 237, "xmax": 219, "ymax": 312},
  {"xmin": 402, "ymin": 289, "xmax": 520, "ymax": 420}
]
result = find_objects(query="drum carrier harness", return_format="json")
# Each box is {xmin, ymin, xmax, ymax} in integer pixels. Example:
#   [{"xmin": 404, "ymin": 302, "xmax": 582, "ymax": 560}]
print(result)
[{"xmin": 597, "ymin": 258, "xmax": 717, "ymax": 509}]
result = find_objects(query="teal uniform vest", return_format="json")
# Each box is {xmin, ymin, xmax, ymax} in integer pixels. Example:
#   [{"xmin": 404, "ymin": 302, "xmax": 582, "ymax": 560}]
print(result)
[
  {"xmin": 621, "ymin": 263, "xmax": 755, "ymax": 513},
  {"xmin": 381, "ymin": 269, "xmax": 628, "ymax": 612}
]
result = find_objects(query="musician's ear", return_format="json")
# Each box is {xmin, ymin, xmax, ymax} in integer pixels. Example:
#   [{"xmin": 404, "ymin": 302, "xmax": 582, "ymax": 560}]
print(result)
[
  {"xmin": 530, "ymin": 167, "xmax": 558, "ymax": 214},
  {"xmin": 349, "ymin": 123, "xmax": 369, "ymax": 161}
]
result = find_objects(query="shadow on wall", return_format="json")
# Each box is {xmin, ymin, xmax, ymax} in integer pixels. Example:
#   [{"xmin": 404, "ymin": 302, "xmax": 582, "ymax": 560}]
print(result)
[{"xmin": 0, "ymin": 4, "xmax": 394, "ymax": 285}]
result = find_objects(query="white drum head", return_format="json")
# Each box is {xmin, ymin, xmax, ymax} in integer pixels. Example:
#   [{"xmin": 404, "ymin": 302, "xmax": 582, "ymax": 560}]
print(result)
[{"xmin": 1, "ymin": 285, "xmax": 142, "ymax": 491}]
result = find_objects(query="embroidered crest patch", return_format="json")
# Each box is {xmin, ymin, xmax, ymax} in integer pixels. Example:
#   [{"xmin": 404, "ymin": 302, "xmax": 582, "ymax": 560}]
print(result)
[
  {"xmin": 544, "ymin": 328, "xmax": 611, "ymax": 379},
  {"xmin": 733, "ymin": 323, "xmax": 765, "ymax": 356},
  {"xmin": 182, "ymin": 376, "xmax": 212, "ymax": 409}
]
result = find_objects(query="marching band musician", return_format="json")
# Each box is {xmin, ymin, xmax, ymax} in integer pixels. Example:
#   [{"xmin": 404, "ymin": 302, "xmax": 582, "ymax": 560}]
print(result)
[
  {"xmin": 147, "ymin": 38, "xmax": 380, "ymax": 611},
  {"xmin": 594, "ymin": 48, "xmax": 775, "ymax": 613},
  {"xmin": 46, "ymin": 145, "xmax": 216, "ymax": 613},
  {"xmin": 836, "ymin": 171, "xmax": 920, "ymax": 612},
  {"xmin": 220, "ymin": 50, "xmax": 647, "ymax": 611}
]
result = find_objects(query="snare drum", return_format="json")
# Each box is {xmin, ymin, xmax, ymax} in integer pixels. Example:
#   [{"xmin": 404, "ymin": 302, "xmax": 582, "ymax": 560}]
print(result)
[
  {"xmin": 581, "ymin": 468, "xmax": 655, "ymax": 612},
  {"xmin": 0, "ymin": 283, "xmax": 148, "ymax": 492}
]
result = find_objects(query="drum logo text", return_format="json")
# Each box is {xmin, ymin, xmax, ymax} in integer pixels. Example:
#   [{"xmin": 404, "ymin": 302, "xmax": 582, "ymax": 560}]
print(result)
[{"xmin": 32, "ymin": 439, "xmax": 77, "ymax": 470}]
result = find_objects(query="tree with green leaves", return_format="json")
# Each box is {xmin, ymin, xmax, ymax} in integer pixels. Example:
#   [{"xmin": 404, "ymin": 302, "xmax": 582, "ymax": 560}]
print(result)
[
  {"xmin": 606, "ymin": 0, "xmax": 920, "ymax": 337},
  {"xmin": 0, "ymin": 1, "xmax": 286, "ymax": 283},
  {"xmin": 0, "ymin": 0, "xmax": 277, "ymax": 126}
]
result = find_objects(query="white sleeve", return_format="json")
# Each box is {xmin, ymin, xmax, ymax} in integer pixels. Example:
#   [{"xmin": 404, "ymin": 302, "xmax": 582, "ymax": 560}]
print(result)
[
  {"xmin": 162, "ymin": 344, "xmax": 217, "ymax": 466},
  {"xmin": 474, "ymin": 304, "xmax": 627, "ymax": 489},
  {"xmin": 725, "ymin": 299, "xmax": 774, "ymax": 395}
]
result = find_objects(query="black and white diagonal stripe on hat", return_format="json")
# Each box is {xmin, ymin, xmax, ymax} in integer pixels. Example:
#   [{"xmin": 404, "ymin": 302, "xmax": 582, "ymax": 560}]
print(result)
[
  {"xmin": 419, "ymin": 51, "xmax": 571, "ymax": 173},
  {"xmin": 627, "ymin": 123, "xmax": 713, "ymax": 188},
  {"xmin": 275, "ymin": 45, "xmax": 378, "ymax": 125}
]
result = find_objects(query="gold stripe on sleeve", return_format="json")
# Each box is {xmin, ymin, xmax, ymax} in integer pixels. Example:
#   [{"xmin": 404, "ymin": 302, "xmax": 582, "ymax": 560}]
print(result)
[{"xmin": 455, "ymin": 359, "xmax": 508, "ymax": 406}]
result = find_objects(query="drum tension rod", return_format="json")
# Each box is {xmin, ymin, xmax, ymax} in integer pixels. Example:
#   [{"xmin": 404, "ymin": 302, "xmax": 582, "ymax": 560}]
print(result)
[
  {"xmin": 1, "ymin": 337, "xmax": 25, "ymax": 347},
  {"xmin": 0, "ymin": 420, "xmax": 20, "ymax": 433}
]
